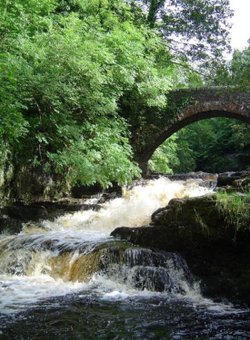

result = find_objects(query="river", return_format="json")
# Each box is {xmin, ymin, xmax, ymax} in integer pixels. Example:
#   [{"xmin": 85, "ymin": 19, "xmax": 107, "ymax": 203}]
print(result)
[{"xmin": 0, "ymin": 178, "xmax": 249, "ymax": 339}]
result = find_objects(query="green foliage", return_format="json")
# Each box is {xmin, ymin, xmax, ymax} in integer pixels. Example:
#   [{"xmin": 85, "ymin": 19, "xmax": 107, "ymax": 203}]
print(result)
[
  {"xmin": 148, "ymin": 135, "xmax": 179, "ymax": 174},
  {"xmin": 1, "ymin": 0, "xmax": 246, "ymax": 189},
  {"xmin": 176, "ymin": 118, "xmax": 250, "ymax": 173},
  {"xmin": 231, "ymin": 46, "xmax": 250, "ymax": 91},
  {"xmin": 210, "ymin": 45, "xmax": 250, "ymax": 90},
  {"xmin": 216, "ymin": 190, "xmax": 250, "ymax": 231},
  {"xmin": 1, "ymin": 0, "xmax": 185, "ymax": 189},
  {"xmin": 148, "ymin": 134, "xmax": 196, "ymax": 174},
  {"xmin": 48, "ymin": 117, "xmax": 140, "ymax": 188},
  {"xmin": 181, "ymin": 45, "xmax": 250, "ymax": 173},
  {"xmin": 132, "ymin": 0, "xmax": 233, "ymax": 65},
  {"xmin": 0, "ymin": 53, "xmax": 29, "ymax": 145},
  {"xmin": 150, "ymin": 116, "xmax": 250, "ymax": 174},
  {"xmin": 170, "ymin": 134, "xmax": 196, "ymax": 173},
  {"xmin": 175, "ymin": 119, "xmax": 229, "ymax": 173}
]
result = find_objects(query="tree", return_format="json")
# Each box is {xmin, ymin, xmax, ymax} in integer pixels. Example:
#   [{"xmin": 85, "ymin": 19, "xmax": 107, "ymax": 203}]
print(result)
[
  {"xmin": 132, "ymin": 0, "xmax": 233, "ymax": 66},
  {"xmin": 231, "ymin": 44, "xmax": 250, "ymax": 91},
  {"xmin": 148, "ymin": 135, "xmax": 179, "ymax": 173},
  {"xmin": 0, "ymin": 0, "xmax": 188, "ymax": 191},
  {"xmin": 210, "ymin": 43, "xmax": 250, "ymax": 89}
]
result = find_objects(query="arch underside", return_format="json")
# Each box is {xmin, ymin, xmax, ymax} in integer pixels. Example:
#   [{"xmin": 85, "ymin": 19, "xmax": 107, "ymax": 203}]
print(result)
[{"xmin": 139, "ymin": 110, "xmax": 250, "ymax": 165}]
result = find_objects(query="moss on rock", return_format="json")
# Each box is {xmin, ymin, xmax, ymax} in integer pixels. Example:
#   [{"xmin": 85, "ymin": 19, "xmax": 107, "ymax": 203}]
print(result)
[{"xmin": 111, "ymin": 192, "xmax": 250, "ymax": 303}]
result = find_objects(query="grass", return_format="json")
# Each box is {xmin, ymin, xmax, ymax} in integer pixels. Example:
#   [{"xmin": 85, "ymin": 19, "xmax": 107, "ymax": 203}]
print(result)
[{"xmin": 216, "ymin": 190, "xmax": 250, "ymax": 232}]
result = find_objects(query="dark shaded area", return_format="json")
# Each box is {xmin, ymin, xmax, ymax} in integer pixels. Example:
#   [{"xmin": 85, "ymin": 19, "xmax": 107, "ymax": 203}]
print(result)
[{"xmin": 1, "ymin": 293, "xmax": 250, "ymax": 339}]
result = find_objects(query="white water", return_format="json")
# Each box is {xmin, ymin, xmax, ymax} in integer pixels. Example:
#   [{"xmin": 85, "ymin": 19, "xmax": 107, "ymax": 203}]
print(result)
[
  {"xmin": 41, "ymin": 177, "xmax": 210, "ymax": 233},
  {"xmin": 0, "ymin": 178, "xmax": 213, "ymax": 314}
]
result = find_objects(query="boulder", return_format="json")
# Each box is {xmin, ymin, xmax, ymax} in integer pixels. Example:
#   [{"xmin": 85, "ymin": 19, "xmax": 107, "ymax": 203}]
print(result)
[
  {"xmin": 0, "ymin": 215, "xmax": 23, "ymax": 234},
  {"xmin": 151, "ymin": 194, "xmax": 239, "ymax": 248},
  {"xmin": 217, "ymin": 171, "xmax": 250, "ymax": 188},
  {"xmin": 0, "ymin": 200, "xmax": 102, "ymax": 234},
  {"xmin": 2, "ymin": 204, "xmax": 48, "ymax": 221},
  {"xmin": 111, "ymin": 193, "xmax": 250, "ymax": 303}
]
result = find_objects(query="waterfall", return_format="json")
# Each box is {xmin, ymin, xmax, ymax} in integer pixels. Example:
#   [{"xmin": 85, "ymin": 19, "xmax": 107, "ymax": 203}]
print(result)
[{"xmin": 0, "ymin": 177, "xmax": 212, "ymax": 314}]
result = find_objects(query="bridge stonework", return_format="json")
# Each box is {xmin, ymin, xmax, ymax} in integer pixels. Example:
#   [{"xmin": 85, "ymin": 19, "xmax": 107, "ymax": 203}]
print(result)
[{"xmin": 135, "ymin": 88, "xmax": 250, "ymax": 174}]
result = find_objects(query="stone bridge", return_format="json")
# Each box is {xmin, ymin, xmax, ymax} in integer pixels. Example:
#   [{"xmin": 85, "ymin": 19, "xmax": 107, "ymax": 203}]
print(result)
[{"xmin": 134, "ymin": 87, "xmax": 250, "ymax": 174}]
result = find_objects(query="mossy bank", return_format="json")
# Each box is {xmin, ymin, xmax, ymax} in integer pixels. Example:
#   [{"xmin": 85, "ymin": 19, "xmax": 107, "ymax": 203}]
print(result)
[{"xmin": 112, "ymin": 189, "xmax": 250, "ymax": 303}]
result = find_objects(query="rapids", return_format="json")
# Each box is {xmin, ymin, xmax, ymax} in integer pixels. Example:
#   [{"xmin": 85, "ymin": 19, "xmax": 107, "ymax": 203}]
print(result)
[{"xmin": 0, "ymin": 177, "xmax": 249, "ymax": 338}]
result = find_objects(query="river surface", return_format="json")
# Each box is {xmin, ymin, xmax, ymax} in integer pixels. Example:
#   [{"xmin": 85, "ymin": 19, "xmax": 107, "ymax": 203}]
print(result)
[{"xmin": 0, "ymin": 178, "xmax": 249, "ymax": 339}]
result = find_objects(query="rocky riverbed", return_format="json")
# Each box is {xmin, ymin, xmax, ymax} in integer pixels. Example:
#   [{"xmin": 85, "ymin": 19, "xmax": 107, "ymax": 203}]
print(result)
[
  {"xmin": 111, "ymin": 171, "xmax": 250, "ymax": 303},
  {"xmin": 1, "ymin": 171, "xmax": 250, "ymax": 304}
]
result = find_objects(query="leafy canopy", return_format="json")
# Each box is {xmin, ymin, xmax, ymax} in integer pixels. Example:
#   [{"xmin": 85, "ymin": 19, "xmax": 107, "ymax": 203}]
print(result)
[
  {"xmin": 131, "ymin": 0, "xmax": 233, "ymax": 66},
  {"xmin": 0, "ymin": 0, "xmax": 185, "ymax": 189}
]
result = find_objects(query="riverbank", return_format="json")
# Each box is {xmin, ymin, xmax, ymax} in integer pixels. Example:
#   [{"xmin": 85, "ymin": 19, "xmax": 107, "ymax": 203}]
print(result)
[{"xmin": 111, "ymin": 171, "xmax": 250, "ymax": 303}]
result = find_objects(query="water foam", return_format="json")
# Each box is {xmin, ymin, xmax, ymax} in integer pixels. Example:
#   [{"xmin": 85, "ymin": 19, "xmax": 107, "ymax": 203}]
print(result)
[
  {"xmin": 40, "ymin": 177, "xmax": 212, "ymax": 236},
  {"xmin": 0, "ymin": 177, "xmax": 213, "ymax": 314}
]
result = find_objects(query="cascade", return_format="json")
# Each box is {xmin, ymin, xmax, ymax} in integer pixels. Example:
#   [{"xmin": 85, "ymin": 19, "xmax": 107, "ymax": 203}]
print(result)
[
  {"xmin": 0, "ymin": 177, "xmax": 211, "ymax": 314},
  {"xmin": 1, "ymin": 177, "xmax": 250, "ymax": 339}
]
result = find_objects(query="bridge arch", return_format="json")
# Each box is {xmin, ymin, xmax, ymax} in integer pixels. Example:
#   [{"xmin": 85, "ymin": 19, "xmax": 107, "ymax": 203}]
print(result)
[{"xmin": 135, "ymin": 88, "xmax": 250, "ymax": 174}]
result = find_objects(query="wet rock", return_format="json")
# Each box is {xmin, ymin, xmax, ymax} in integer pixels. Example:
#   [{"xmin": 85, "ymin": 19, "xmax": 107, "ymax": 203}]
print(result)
[
  {"xmin": 148, "ymin": 171, "xmax": 217, "ymax": 181},
  {"xmin": 2, "ymin": 204, "xmax": 49, "ymax": 221},
  {"xmin": 117, "ymin": 192, "xmax": 249, "ymax": 249},
  {"xmin": 217, "ymin": 171, "xmax": 250, "ymax": 188},
  {"xmin": 0, "ymin": 204, "xmax": 49, "ymax": 234},
  {"xmin": 146, "ymin": 172, "xmax": 218, "ymax": 190},
  {"xmin": 130, "ymin": 266, "xmax": 173, "ymax": 291},
  {"xmin": 0, "ymin": 200, "xmax": 102, "ymax": 234},
  {"xmin": 165, "ymin": 171, "xmax": 218, "ymax": 182},
  {"xmin": 0, "ymin": 215, "xmax": 23, "ymax": 234},
  {"xmin": 100, "ymin": 247, "xmax": 195, "ymax": 293},
  {"xmin": 71, "ymin": 183, "xmax": 103, "ymax": 197},
  {"xmin": 71, "ymin": 183, "xmax": 122, "ymax": 201},
  {"xmin": 150, "ymin": 195, "xmax": 237, "ymax": 248},
  {"xmin": 35, "ymin": 200, "xmax": 102, "ymax": 213},
  {"xmin": 111, "ymin": 194, "xmax": 250, "ymax": 303}
]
